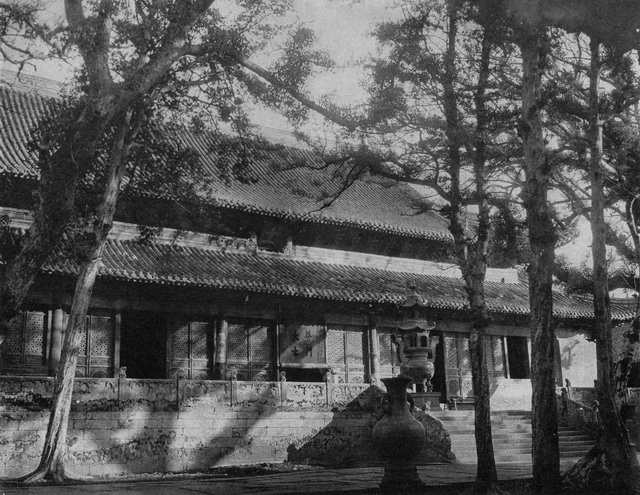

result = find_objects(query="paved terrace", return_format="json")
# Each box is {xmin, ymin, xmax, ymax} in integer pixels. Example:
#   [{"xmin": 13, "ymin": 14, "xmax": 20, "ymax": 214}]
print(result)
[{"xmin": 0, "ymin": 462, "xmax": 586, "ymax": 495}]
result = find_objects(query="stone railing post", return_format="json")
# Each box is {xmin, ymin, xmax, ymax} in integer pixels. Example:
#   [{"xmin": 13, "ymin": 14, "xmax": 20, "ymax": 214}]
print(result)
[
  {"xmin": 175, "ymin": 369, "xmax": 187, "ymax": 409},
  {"xmin": 279, "ymin": 371, "xmax": 287, "ymax": 407},
  {"xmin": 117, "ymin": 366, "xmax": 127, "ymax": 406},
  {"xmin": 229, "ymin": 369, "xmax": 238, "ymax": 406},
  {"xmin": 324, "ymin": 367, "xmax": 334, "ymax": 406},
  {"xmin": 592, "ymin": 400, "xmax": 601, "ymax": 426}
]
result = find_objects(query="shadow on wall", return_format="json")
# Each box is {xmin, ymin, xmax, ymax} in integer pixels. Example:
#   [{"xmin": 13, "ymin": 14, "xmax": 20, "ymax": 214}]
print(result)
[
  {"xmin": 560, "ymin": 339, "xmax": 581, "ymax": 370},
  {"xmin": 0, "ymin": 377, "xmax": 454, "ymax": 478},
  {"xmin": 286, "ymin": 385, "xmax": 454, "ymax": 468}
]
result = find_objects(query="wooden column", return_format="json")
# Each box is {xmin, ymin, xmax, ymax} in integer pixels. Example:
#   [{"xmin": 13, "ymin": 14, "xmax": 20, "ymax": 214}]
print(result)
[
  {"xmin": 368, "ymin": 319, "xmax": 380, "ymax": 385},
  {"xmin": 554, "ymin": 338, "xmax": 563, "ymax": 386},
  {"xmin": 526, "ymin": 337, "xmax": 533, "ymax": 378},
  {"xmin": 49, "ymin": 308, "xmax": 65, "ymax": 374},
  {"xmin": 214, "ymin": 317, "xmax": 228, "ymax": 380},
  {"xmin": 113, "ymin": 311, "xmax": 121, "ymax": 378},
  {"xmin": 503, "ymin": 336, "xmax": 511, "ymax": 379}
]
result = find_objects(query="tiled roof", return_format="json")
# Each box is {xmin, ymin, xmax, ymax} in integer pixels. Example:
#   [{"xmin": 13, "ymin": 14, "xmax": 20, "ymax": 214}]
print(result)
[
  {"xmin": 40, "ymin": 238, "xmax": 621, "ymax": 321},
  {"xmin": 0, "ymin": 86, "xmax": 54, "ymax": 179},
  {"xmin": 0, "ymin": 86, "xmax": 452, "ymax": 242}
]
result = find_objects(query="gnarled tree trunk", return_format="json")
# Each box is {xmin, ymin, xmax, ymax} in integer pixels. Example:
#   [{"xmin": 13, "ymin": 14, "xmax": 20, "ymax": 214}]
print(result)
[
  {"xmin": 519, "ymin": 18, "xmax": 561, "ymax": 493},
  {"xmin": 587, "ymin": 38, "xmax": 639, "ymax": 493},
  {"xmin": 18, "ymin": 114, "xmax": 133, "ymax": 482},
  {"xmin": 443, "ymin": 4, "xmax": 497, "ymax": 491}
]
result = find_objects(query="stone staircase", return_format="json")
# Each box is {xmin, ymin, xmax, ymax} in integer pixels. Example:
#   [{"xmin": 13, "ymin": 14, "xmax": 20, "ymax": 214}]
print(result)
[{"xmin": 430, "ymin": 410, "xmax": 594, "ymax": 464}]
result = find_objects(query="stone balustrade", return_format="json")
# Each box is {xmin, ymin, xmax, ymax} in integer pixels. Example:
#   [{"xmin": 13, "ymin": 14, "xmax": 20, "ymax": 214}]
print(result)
[{"xmin": 0, "ymin": 374, "xmax": 452, "ymax": 478}]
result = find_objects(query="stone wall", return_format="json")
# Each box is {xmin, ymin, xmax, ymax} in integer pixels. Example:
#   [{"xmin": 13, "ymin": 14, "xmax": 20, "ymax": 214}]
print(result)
[
  {"xmin": 557, "ymin": 331, "xmax": 597, "ymax": 388},
  {"xmin": 0, "ymin": 376, "xmax": 453, "ymax": 478}
]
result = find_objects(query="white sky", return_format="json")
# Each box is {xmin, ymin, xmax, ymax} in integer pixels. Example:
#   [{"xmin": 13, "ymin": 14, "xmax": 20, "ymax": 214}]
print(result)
[
  {"xmin": 3, "ymin": 0, "xmax": 398, "ymax": 132},
  {"xmin": 10, "ymin": 1, "xmax": 393, "ymax": 85},
  {"xmin": 1, "ymin": 0, "xmax": 616, "ymax": 279}
]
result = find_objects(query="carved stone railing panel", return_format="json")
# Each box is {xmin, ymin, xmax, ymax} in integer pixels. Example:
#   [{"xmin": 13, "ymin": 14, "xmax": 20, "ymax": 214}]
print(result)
[
  {"xmin": 557, "ymin": 389, "xmax": 599, "ymax": 436},
  {"xmin": 0, "ymin": 376, "xmax": 394, "ymax": 413}
]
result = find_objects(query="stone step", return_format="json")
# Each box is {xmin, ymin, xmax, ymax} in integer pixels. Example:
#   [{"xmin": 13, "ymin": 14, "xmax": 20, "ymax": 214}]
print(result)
[
  {"xmin": 434, "ymin": 412, "xmax": 532, "ymax": 421},
  {"xmin": 438, "ymin": 409, "xmax": 594, "ymax": 463},
  {"xmin": 434, "ymin": 416, "xmax": 532, "ymax": 429},
  {"xmin": 436, "ymin": 417, "xmax": 532, "ymax": 424},
  {"xmin": 455, "ymin": 451, "xmax": 533, "ymax": 464},
  {"xmin": 558, "ymin": 430, "xmax": 591, "ymax": 438},
  {"xmin": 559, "ymin": 435, "xmax": 593, "ymax": 447},
  {"xmin": 443, "ymin": 424, "xmax": 532, "ymax": 432},
  {"xmin": 450, "ymin": 433, "xmax": 592, "ymax": 445},
  {"xmin": 451, "ymin": 437, "xmax": 533, "ymax": 446}
]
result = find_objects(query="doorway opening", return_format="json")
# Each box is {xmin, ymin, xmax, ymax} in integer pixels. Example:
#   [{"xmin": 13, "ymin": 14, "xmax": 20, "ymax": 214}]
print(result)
[
  {"xmin": 120, "ymin": 311, "xmax": 167, "ymax": 378},
  {"xmin": 506, "ymin": 336, "xmax": 530, "ymax": 379}
]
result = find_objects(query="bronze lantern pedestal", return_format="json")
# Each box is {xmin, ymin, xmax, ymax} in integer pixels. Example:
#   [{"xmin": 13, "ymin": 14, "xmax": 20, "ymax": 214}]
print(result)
[
  {"xmin": 372, "ymin": 376, "xmax": 426, "ymax": 492},
  {"xmin": 395, "ymin": 286, "xmax": 440, "ymax": 411}
]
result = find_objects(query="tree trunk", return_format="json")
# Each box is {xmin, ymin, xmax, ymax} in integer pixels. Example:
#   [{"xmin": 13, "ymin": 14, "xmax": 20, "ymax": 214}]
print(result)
[
  {"xmin": 18, "ymin": 115, "xmax": 132, "ymax": 483},
  {"xmin": 443, "ymin": 5, "xmax": 497, "ymax": 491},
  {"xmin": 468, "ymin": 24, "xmax": 497, "ymax": 492},
  {"xmin": 588, "ymin": 38, "xmax": 639, "ymax": 493},
  {"xmin": 1, "ymin": 0, "xmax": 215, "ymax": 349},
  {"xmin": 519, "ymin": 22, "xmax": 561, "ymax": 493},
  {"xmin": 0, "ymin": 148, "xmax": 79, "ymax": 347}
]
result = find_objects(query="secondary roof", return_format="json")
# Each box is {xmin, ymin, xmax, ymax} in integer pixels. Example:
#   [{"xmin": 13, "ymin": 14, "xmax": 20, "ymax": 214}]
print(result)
[{"xmin": 0, "ymin": 85, "xmax": 452, "ymax": 242}]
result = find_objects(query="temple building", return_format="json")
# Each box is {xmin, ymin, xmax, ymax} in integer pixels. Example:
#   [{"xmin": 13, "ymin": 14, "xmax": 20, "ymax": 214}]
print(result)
[{"xmin": 0, "ymin": 82, "xmax": 635, "ymax": 411}]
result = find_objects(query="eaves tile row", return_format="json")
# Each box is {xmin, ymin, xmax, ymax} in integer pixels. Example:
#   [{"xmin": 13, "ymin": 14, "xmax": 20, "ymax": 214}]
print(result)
[{"xmin": 39, "ymin": 239, "xmax": 629, "ymax": 322}]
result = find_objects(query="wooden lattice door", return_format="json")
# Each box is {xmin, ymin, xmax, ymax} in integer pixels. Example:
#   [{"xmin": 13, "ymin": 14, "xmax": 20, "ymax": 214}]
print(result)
[
  {"xmin": 326, "ymin": 324, "xmax": 367, "ymax": 383},
  {"xmin": 1, "ymin": 310, "xmax": 47, "ymax": 374},
  {"xmin": 444, "ymin": 333, "xmax": 473, "ymax": 400},
  {"xmin": 76, "ymin": 314, "xmax": 115, "ymax": 378},
  {"xmin": 226, "ymin": 318, "xmax": 275, "ymax": 381},
  {"xmin": 168, "ymin": 320, "xmax": 212, "ymax": 379}
]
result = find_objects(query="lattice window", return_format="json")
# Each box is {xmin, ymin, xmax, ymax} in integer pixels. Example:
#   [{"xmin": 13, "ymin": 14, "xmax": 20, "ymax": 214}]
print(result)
[
  {"xmin": 171, "ymin": 323, "xmax": 190, "ymax": 359},
  {"xmin": 169, "ymin": 320, "xmax": 212, "ymax": 379},
  {"xmin": 24, "ymin": 313, "xmax": 44, "ymax": 356},
  {"xmin": 345, "ymin": 330, "xmax": 363, "ymax": 365},
  {"xmin": 1, "ymin": 310, "xmax": 46, "ymax": 370},
  {"xmin": 249, "ymin": 325, "xmax": 270, "ymax": 362},
  {"xmin": 77, "ymin": 314, "xmax": 116, "ymax": 377},
  {"xmin": 445, "ymin": 335, "xmax": 459, "ymax": 368},
  {"xmin": 4, "ymin": 313, "xmax": 24, "ymax": 355},
  {"xmin": 459, "ymin": 338, "xmax": 471, "ymax": 368},
  {"xmin": 226, "ymin": 319, "xmax": 274, "ymax": 381},
  {"xmin": 228, "ymin": 323, "xmax": 249, "ymax": 362},
  {"xmin": 326, "ymin": 324, "xmax": 366, "ymax": 383},
  {"xmin": 191, "ymin": 322, "xmax": 209, "ymax": 360},
  {"xmin": 90, "ymin": 316, "xmax": 113, "ymax": 357},
  {"xmin": 326, "ymin": 329, "xmax": 345, "ymax": 364}
]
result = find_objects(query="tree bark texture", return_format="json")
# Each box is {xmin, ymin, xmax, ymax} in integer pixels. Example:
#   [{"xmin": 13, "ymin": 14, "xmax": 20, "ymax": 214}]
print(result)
[
  {"xmin": 588, "ymin": 39, "xmax": 639, "ymax": 492},
  {"xmin": 0, "ymin": 147, "xmax": 79, "ymax": 346},
  {"xmin": 0, "ymin": 0, "xmax": 216, "ymax": 350},
  {"xmin": 443, "ymin": 5, "xmax": 497, "ymax": 490},
  {"xmin": 19, "ymin": 115, "xmax": 132, "ymax": 482},
  {"xmin": 519, "ymin": 21, "xmax": 561, "ymax": 492}
]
